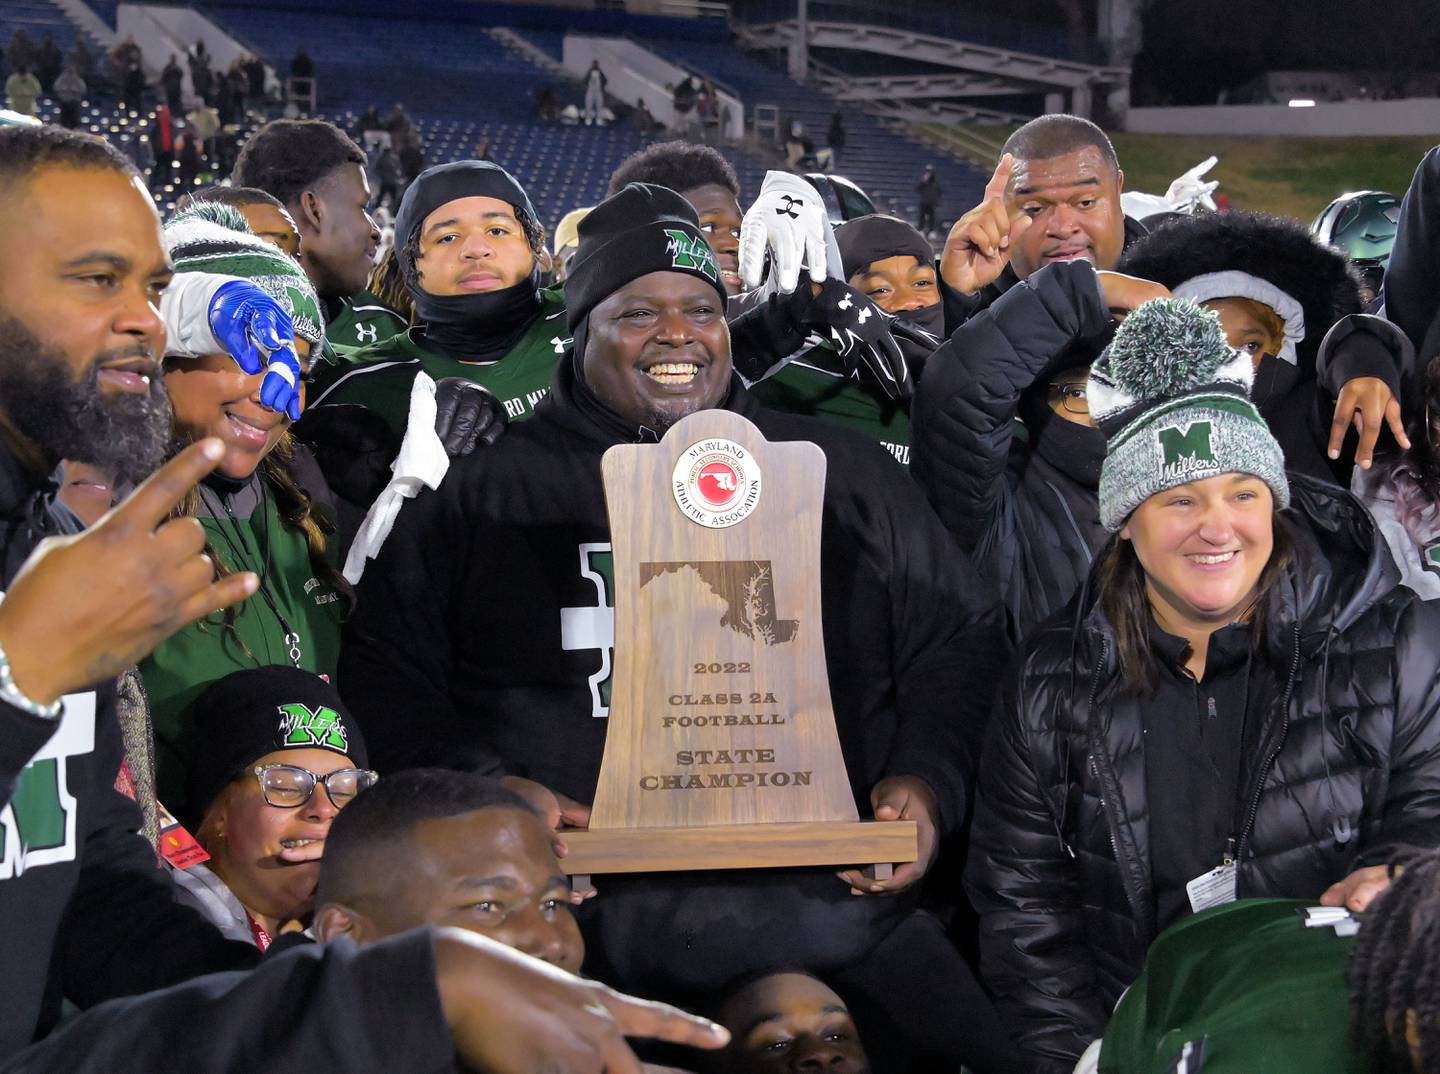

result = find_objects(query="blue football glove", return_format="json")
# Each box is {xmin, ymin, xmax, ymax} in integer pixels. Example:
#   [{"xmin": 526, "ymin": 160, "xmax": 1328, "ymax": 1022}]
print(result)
[{"xmin": 208, "ymin": 280, "xmax": 304, "ymax": 421}]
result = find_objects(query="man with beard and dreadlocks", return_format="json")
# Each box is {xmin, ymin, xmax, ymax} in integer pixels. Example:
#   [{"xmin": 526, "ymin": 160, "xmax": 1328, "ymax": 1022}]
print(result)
[{"xmin": 339, "ymin": 184, "xmax": 1021, "ymax": 1074}]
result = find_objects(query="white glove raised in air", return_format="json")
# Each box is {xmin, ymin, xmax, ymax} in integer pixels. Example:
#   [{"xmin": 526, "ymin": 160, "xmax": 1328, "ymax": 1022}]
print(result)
[
  {"xmin": 739, "ymin": 170, "xmax": 832, "ymax": 293},
  {"xmin": 1164, "ymin": 155, "xmax": 1220, "ymax": 212},
  {"xmin": 1119, "ymin": 156, "xmax": 1220, "ymax": 221}
]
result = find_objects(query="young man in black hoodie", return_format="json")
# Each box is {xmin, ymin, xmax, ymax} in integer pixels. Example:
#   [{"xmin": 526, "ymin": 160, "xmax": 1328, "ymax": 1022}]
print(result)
[
  {"xmin": 340, "ymin": 184, "xmax": 1019, "ymax": 1072},
  {"xmin": 0, "ymin": 124, "xmax": 729, "ymax": 1074}
]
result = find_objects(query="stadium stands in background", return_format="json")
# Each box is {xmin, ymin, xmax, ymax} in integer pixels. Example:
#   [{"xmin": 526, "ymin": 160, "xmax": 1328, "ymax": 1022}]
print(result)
[{"xmin": 6, "ymin": 0, "xmax": 991, "ymax": 230}]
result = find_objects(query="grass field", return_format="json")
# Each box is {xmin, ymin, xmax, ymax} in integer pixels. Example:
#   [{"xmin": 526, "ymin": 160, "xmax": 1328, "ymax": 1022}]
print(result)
[{"xmin": 924, "ymin": 123, "xmax": 1437, "ymax": 223}]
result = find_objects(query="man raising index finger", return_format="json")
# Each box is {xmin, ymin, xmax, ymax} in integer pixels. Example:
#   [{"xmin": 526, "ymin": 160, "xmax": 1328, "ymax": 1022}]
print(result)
[{"xmin": 939, "ymin": 115, "xmax": 1139, "ymax": 326}]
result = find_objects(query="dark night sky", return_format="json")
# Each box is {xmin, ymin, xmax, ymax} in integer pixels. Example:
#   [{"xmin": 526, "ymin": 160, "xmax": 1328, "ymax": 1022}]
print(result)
[
  {"xmin": 1132, "ymin": 0, "xmax": 1440, "ymax": 104},
  {"xmin": 892, "ymin": 0, "xmax": 1440, "ymax": 104}
]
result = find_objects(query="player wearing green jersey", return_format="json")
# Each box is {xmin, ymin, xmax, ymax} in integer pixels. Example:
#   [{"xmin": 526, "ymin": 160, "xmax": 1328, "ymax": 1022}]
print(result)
[
  {"xmin": 749, "ymin": 215, "xmax": 942, "ymax": 467},
  {"xmin": 307, "ymin": 160, "xmax": 567, "ymax": 439}
]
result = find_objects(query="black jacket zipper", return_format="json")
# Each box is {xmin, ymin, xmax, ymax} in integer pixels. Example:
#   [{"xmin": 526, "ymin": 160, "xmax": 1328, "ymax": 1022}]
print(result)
[
  {"xmin": 1084, "ymin": 640, "xmax": 1155, "ymax": 938},
  {"xmin": 1236, "ymin": 622, "xmax": 1303, "ymax": 864}
]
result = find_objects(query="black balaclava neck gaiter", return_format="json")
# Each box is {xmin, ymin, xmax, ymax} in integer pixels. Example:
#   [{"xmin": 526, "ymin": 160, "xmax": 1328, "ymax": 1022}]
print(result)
[
  {"xmin": 1019, "ymin": 390, "xmax": 1106, "ymax": 489},
  {"xmin": 413, "ymin": 265, "xmax": 542, "ymax": 362},
  {"xmin": 893, "ymin": 302, "xmax": 945, "ymax": 339},
  {"xmin": 395, "ymin": 159, "xmax": 545, "ymax": 362},
  {"xmin": 321, "ymin": 294, "xmax": 345, "ymax": 328}
]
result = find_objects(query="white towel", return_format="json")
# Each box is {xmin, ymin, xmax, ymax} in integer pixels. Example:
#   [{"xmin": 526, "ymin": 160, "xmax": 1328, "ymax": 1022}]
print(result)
[{"xmin": 342, "ymin": 372, "xmax": 449, "ymax": 584}]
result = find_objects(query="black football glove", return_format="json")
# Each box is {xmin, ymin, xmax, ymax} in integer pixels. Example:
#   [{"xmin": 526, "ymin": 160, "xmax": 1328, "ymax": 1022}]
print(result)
[
  {"xmin": 433, "ymin": 378, "xmax": 507, "ymax": 457},
  {"xmin": 803, "ymin": 279, "xmax": 916, "ymax": 401}
]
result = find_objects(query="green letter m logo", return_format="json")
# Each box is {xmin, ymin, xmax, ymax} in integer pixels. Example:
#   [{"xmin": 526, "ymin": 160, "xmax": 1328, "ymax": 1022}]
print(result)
[
  {"xmin": 663, "ymin": 229, "xmax": 719, "ymax": 282},
  {"xmin": 277, "ymin": 703, "xmax": 349, "ymax": 751},
  {"xmin": 1157, "ymin": 420, "xmax": 1216, "ymax": 469}
]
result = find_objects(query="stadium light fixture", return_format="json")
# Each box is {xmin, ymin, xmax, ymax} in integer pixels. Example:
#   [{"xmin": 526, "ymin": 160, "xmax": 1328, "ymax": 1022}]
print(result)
[{"xmin": 1288, "ymin": 99, "xmax": 1316, "ymax": 108}]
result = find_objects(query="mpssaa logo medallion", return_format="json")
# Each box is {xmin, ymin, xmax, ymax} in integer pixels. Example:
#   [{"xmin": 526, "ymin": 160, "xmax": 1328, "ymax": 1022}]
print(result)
[{"xmin": 672, "ymin": 438, "xmax": 761, "ymax": 528}]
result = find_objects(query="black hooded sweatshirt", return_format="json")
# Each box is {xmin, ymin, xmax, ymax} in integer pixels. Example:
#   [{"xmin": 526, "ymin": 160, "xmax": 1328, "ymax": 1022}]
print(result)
[
  {"xmin": 1385, "ymin": 145, "xmax": 1440, "ymax": 368},
  {"xmin": 913, "ymin": 259, "xmax": 1114, "ymax": 644},
  {"xmin": 339, "ymin": 357, "xmax": 1008, "ymax": 1000}
]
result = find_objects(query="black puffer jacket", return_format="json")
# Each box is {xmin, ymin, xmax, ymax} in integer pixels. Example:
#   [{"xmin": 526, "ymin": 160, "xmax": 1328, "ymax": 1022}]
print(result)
[
  {"xmin": 912, "ymin": 259, "xmax": 1113, "ymax": 642},
  {"xmin": 1385, "ymin": 145, "xmax": 1440, "ymax": 368},
  {"xmin": 964, "ymin": 476, "xmax": 1440, "ymax": 1073}
]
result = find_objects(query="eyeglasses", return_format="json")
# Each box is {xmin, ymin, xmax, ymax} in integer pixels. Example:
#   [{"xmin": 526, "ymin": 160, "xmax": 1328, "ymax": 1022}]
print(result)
[
  {"xmin": 1048, "ymin": 382, "xmax": 1090, "ymax": 415},
  {"xmin": 253, "ymin": 764, "xmax": 378, "ymax": 809}
]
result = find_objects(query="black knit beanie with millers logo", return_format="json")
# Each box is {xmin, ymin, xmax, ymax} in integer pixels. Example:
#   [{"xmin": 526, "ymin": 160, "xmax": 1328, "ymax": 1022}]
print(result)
[{"xmin": 564, "ymin": 182, "xmax": 729, "ymax": 334}]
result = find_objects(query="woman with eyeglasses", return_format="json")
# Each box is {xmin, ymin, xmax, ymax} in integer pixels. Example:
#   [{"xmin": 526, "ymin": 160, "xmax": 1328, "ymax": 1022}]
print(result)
[
  {"xmin": 172, "ymin": 666, "xmax": 377, "ymax": 949},
  {"xmin": 139, "ymin": 203, "xmax": 354, "ymax": 819}
]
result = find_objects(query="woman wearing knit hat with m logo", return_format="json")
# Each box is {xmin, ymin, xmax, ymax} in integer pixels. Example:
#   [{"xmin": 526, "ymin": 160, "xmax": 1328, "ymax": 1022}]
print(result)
[{"xmin": 965, "ymin": 298, "xmax": 1440, "ymax": 1074}]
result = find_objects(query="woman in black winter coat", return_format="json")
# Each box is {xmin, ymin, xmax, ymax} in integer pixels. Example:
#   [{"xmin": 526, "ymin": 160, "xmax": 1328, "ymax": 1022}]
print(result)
[{"xmin": 964, "ymin": 299, "xmax": 1440, "ymax": 1074}]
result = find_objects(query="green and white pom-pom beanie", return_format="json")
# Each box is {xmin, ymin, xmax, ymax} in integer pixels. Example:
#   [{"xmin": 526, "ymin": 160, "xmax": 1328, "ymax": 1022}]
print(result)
[
  {"xmin": 163, "ymin": 201, "xmax": 325, "ymax": 347},
  {"xmin": 1089, "ymin": 297, "xmax": 1289, "ymax": 532}
]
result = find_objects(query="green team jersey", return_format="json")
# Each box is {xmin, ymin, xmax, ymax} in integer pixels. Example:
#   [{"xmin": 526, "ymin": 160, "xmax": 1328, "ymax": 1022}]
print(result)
[
  {"xmin": 142, "ymin": 476, "xmax": 346, "ymax": 816},
  {"xmin": 749, "ymin": 345, "xmax": 911, "ymax": 468},
  {"xmin": 325, "ymin": 288, "xmax": 409, "ymax": 350},
  {"xmin": 1098, "ymin": 899, "xmax": 1363, "ymax": 1074},
  {"xmin": 309, "ymin": 287, "xmax": 571, "ymax": 439}
]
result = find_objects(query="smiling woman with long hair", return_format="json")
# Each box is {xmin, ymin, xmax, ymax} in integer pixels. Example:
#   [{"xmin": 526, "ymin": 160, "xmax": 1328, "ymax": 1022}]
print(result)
[
  {"xmin": 139, "ymin": 204, "xmax": 353, "ymax": 818},
  {"xmin": 964, "ymin": 299, "xmax": 1440, "ymax": 1074}
]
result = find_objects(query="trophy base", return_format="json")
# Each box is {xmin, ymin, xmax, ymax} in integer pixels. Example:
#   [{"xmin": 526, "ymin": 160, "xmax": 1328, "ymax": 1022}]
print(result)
[{"xmin": 559, "ymin": 820, "xmax": 917, "ymax": 883}]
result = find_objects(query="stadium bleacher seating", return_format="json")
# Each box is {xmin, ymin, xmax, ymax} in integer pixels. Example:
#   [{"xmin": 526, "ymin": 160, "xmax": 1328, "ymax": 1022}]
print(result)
[
  {"xmin": 0, "ymin": 0, "xmax": 102, "ymax": 69},
  {"xmin": 619, "ymin": 33, "xmax": 984, "ymax": 219},
  {"xmin": 13, "ymin": 0, "xmax": 987, "ymax": 233}
]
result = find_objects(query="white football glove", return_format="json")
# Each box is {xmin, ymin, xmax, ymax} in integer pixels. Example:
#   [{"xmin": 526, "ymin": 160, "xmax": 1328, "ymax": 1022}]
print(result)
[
  {"xmin": 1164, "ymin": 156, "xmax": 1220, "ymax": 213},
  {"xmin": 739, "ymin": 170, "xmax": 832, "ymax": 293},
  {"xmin": 1120, "ymin": 157, "xmax": 1221, "ymax": 221}
]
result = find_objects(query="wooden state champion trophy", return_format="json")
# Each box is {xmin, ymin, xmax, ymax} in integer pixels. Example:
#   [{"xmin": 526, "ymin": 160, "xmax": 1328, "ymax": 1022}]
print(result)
[{"xmin": 560, "ymin": 409, "xmax": 917, "ymax": 888}]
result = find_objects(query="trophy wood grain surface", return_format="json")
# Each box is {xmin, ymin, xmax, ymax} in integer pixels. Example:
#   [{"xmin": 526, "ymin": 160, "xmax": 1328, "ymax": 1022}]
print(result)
[
  {"xmin": 568, "ymin": 409, "xmax": 916, "ymax": 876},
  {"xmin": 591, "ymin": 409, "xmax": 855, "ymax": 830},
  {"xmin": 560, "ymin": 821, "xmax": 917, "ymax": 876}
]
